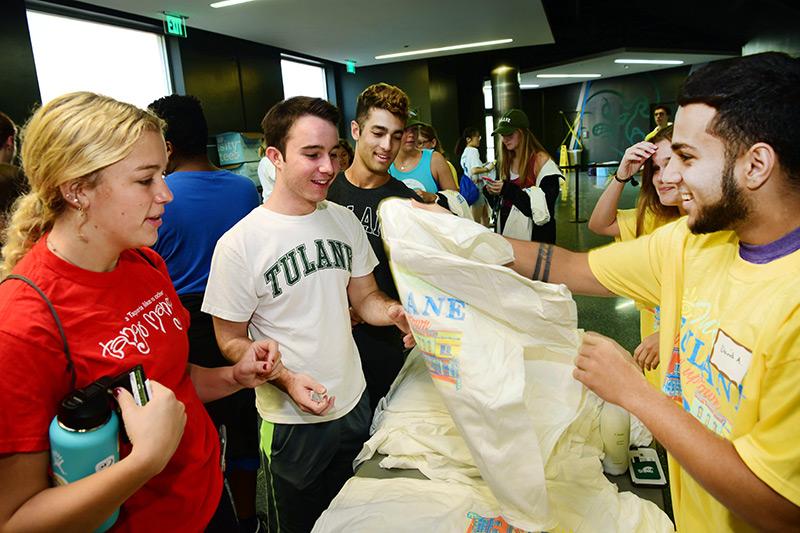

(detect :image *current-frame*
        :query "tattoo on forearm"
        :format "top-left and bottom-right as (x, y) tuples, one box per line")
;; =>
(533, 244), (545, 280)
(532, 243), (554, 282)
(542, 244), (554, 282)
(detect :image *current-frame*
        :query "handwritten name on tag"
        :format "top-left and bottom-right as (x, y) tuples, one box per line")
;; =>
(710, 329), (753, 385)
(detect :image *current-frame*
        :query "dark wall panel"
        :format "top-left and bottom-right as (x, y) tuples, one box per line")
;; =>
(454, 70), (487, 159)
(339, 61), (431, 133)
(179, 28), (284, 134)
(428, 59), (460, 161)
(237, 45), (284, 131)
(523, 83), (582, 160)
(0, 0), (41, 125)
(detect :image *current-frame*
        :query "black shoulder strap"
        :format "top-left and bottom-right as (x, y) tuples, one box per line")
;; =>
(2, 275), (77, 390)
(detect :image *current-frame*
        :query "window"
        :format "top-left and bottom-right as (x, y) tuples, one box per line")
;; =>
(483, 82), (493, 110)
(483, 82), (495, 162)
(484, 115), (496, 163)
(26, 10), (171, 108)
(281, 58), (328, 100)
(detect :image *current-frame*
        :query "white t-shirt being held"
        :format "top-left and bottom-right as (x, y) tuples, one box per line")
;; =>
(202, 201), (378, 424)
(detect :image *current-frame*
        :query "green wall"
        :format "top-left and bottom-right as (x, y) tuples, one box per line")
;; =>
(523, 67), (690, 164)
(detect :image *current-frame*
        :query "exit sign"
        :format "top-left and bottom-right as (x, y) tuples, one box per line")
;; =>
(163, 13), (187, 38)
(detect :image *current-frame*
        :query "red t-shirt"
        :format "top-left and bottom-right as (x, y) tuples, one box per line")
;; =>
(0, 239), (222, 532)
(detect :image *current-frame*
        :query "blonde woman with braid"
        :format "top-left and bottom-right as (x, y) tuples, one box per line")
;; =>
(0, 92), (322, 532)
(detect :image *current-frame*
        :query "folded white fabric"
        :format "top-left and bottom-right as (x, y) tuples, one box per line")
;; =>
(350, 351), (674, 532)
(379, 199), (588, 530)
(346, 199), (675, 532)
(314, 475), (673, 533)
(313, 477), (520, 533)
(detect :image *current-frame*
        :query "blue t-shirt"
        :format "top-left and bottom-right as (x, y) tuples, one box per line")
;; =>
(153, 170), (260, 295)
(389, 149), (438, 193)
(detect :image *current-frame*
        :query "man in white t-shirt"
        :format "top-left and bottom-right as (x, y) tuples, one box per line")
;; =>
(202, 96), (413, 532)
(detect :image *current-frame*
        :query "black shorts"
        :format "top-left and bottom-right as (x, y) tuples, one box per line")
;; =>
(261, 391), (371, 533)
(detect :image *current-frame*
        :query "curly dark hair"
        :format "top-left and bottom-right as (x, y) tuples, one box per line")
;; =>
(355, 83), (409, 127)
(148, 94), (208, 157)
(678, 52), (800, 187)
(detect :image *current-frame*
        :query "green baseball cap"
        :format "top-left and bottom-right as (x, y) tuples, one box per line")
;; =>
(492, 108), (529, 136)
(404, 108), (427, 130)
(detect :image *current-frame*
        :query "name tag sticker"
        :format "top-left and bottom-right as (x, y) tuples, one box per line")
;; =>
(710, 329), (753, 385)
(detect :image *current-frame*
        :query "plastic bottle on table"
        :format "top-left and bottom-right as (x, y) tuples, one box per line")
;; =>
(600, 401), (630, 475)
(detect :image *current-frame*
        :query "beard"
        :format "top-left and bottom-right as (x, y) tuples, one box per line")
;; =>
(688, 154), (751, 234)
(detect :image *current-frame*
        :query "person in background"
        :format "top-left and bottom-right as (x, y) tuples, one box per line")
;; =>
(0, 112), (25, 237)
(497, 52), (800, 532)
(455, 126), (495, 225)
(334, 138), (354, 171)
(328, 83), (425, 412)
(389, 119), (457, 193)
(416, 122), (460, 191)
(0, 92), (285, 532)
(486, 109), (562, 243)
(645, 104), (672, 141)
(587, 126), (683, 386)
(0, 164), (27, 238)
(0, 112), (17, 166)
(148, 94), (263, 532)
(203, 96), (414, 533)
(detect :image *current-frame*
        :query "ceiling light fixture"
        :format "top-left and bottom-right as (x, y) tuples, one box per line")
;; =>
(520, 84), (540, 89)
(536, 74), (601, 78)
(614, 59), (684, 65)
(375, 39), (513, 60)
(210, 0), (258, 8)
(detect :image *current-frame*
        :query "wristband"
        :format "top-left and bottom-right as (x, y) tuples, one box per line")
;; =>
(614, 173), (632, 184)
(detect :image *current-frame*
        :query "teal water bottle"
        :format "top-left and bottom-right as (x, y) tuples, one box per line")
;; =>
(49, 380), (120, 532)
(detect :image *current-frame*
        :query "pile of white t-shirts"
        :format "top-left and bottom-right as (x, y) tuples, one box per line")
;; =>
(313, 199), (673, 532)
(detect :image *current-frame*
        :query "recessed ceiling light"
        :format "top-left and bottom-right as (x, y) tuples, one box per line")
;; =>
(520, 84), (540, 89)
(614, 59), (684, 65)
(536, 74), (601, 78)
(375, 39), (513, 60)
(210, 0), (257, 8)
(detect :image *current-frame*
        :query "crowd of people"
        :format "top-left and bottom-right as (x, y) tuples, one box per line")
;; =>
(0, 51), (798, 533)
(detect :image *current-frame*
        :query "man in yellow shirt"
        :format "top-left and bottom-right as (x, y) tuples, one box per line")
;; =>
(503, 52), (800, 531)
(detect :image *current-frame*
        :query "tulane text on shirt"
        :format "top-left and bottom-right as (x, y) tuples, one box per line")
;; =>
(264, 239), (353, 297)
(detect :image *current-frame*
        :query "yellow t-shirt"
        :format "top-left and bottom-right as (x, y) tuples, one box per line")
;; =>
(616, 208), (668, 388)
(615, 207), (664, 241)
(446, 160), (459, 192)
(589, 218), (800, 532)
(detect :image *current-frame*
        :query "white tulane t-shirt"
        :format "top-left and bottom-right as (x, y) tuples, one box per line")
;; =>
(202, 201), (378, 424)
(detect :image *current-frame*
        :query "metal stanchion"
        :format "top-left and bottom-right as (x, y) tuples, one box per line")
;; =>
(561, 162), (632, 224)
(569, 164), (586, 223)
